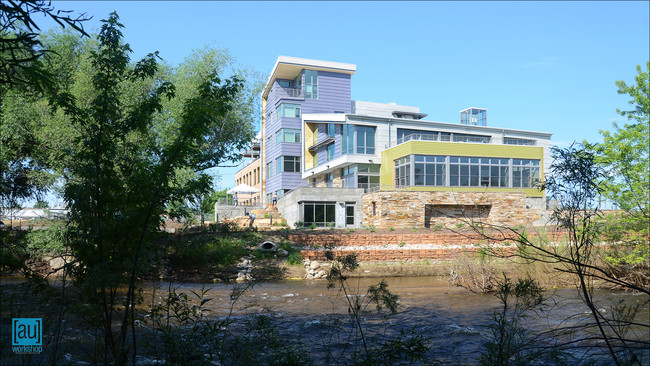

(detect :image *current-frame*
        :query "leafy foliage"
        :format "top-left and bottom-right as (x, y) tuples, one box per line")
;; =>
(35, 12), (257, 363)
(590, 62), (649, 268)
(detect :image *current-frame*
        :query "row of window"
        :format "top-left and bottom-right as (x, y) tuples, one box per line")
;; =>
(395, 155), (541, 189)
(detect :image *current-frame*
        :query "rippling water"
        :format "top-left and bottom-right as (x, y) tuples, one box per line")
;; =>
(139, 277), (649, 364)
(2, 276), (647, 364)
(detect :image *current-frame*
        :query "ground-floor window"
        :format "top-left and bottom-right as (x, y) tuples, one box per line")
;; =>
(302, 201), (335, 227)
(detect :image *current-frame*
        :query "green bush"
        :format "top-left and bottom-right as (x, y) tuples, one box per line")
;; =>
(286, 252), (303, 266)
(168, 237), (248, 267)
(25, 221), (67, 256)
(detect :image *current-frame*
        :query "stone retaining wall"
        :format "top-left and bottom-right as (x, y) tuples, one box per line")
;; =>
(362, 191), (542, 229)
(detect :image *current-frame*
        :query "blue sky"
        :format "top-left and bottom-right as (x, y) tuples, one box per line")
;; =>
(43, 1), (649, 192)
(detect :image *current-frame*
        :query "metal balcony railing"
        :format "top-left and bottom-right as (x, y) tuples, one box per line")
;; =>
(385, 133), (443, 148)
(275, 87), (303, 99)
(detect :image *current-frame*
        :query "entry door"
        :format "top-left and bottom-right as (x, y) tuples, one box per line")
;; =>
(345, 203), (355, 227)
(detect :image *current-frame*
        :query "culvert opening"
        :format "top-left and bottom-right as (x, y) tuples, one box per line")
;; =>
(259, 241), (277, 252)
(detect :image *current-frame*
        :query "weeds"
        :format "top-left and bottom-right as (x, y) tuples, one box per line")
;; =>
(324, 252), (431, 364)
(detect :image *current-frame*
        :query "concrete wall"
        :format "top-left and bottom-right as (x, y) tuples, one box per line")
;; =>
(277, 187), (364, 228)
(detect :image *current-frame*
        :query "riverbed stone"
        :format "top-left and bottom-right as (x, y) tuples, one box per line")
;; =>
(277, 249), (289, 257)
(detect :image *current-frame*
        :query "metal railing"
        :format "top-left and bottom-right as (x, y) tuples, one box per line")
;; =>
(386, 133), (444, 148)
(275, 86), (303, 99)
(216, 197), (262, 208)
(385, 133), (492, 149)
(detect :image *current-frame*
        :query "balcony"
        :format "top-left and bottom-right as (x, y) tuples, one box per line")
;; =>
(273, 85), (304, 100)
(386, 133), (491, 148)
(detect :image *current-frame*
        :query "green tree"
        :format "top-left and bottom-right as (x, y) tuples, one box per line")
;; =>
(0, 0), (89, 90)
(591, 62), (649, 267)
(50, 12), (254, 363)
(594, 62), (649, 215)
(1, 2), (89, 214)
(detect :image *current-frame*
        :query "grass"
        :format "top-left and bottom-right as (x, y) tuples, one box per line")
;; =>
(167, 235), (249, 267)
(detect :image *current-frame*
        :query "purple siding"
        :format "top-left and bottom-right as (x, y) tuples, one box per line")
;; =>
(301, 72), (351, 114)
(265, 69), (352, 194)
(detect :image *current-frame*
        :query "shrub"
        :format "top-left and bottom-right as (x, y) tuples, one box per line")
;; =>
(168, 236), (248, 267)
(286, 252), (303, 266)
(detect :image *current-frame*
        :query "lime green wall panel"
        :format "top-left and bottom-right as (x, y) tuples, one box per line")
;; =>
(379, 141), (545, 197)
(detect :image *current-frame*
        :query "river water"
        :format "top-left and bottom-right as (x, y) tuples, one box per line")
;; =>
(139, 277), (649, 364)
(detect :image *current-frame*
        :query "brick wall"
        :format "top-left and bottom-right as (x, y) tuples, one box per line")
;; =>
(300, 247), (519, 262)
(290, 230), (566, 262)
(288, 231), (565, 248)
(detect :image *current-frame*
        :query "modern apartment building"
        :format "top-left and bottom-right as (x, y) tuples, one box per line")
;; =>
(240, 56), (552, 229)
(260, 57), (356, 204)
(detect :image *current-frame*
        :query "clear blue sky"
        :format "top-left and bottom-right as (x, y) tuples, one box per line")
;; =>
(43, 1), (649, 193)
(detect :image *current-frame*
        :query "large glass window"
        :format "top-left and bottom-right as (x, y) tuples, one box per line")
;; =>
(304, 70), (318, 99)
(327, 123), (336, 138)
(449, 157), (508, 187)
(276, 128), (301, 144)
(414, 155), (446, 186)
(395, 156), (411, 187)
(303, 201), (335, 227)
(512, 159), (540, 188)
(342, 124), (354, 155)
(343, 125), (376, 155)
(276, 103), (301, 118)
(395, 155), (539, 189)
(342, 165), (356, 188)
(355, 126), (375, 154)
(327, 143), (335, 161)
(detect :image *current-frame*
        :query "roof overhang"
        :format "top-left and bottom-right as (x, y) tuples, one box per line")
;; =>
(262, 56), (356, 98)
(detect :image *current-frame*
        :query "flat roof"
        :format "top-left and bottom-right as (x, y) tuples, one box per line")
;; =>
(262, 56), (356, 98)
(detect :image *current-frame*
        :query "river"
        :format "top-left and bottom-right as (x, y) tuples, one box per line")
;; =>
(138, 277), (649, 364)
(2, 276), (648, 364)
